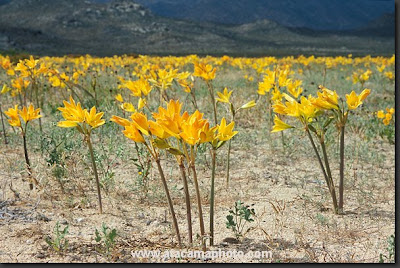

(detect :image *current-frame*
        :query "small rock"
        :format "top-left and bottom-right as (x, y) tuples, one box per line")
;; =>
(137, 212), (145, 219)
(26, 239), (33, 245)
(36, 252), (46, 259)
(220, 241), (229, 247)
(76, 218), (84, 223)
(222, 237), (240, 244)
(145, 219), (153, 226)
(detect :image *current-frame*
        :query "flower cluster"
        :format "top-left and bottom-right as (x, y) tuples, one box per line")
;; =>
(57, 96), (105, 133)
(377, 107), (395, 125)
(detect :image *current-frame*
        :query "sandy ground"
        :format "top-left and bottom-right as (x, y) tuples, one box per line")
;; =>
(0, 129), (395, 263)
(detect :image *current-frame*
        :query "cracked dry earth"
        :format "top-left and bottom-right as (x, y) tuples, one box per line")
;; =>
(0, 129), (395, 263)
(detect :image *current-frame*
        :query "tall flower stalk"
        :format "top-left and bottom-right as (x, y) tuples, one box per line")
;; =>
(111, 108), (183, 248)
(207, 118), (238, 245)
(5, 104), (41, 190)
(215, 87), (256, 186)
(0, 102), (8, 144)
(57, 96), (105, 214)
(193, 62), (218, 125)
(271, 86), (370, 214)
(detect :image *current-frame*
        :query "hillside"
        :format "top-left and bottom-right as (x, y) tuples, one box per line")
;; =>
(131, 0), (394, 30)
(0, 0), (394, 56)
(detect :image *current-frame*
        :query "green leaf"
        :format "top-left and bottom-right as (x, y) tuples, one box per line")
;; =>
(109, 229), (117, 242)
(95, 229), (101, 242)
(152, 138), (171, 149)
(216, 140), (226, 149)
(323, 117), (334, 130)
(308, 124), (317, 133)
(166, 147), (184, 155)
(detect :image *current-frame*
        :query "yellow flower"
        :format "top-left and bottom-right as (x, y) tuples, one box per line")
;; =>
(346, 91), (361, 110)
(57, 120), (79, 128)
(84, 107), (105, 129)
(121, 102), (136, 113)
(346, 89), (370, 110)
(271, 115), (294, 133)
(384, 71), (394, 80)
(359, 88), (371, 101)
(1, 84), (11, 94)
(216, 87), (232, 103)
(299, 96), (318, 122)
(239, 100), (256, 110)
(58, 96), (85, 123)
(138, 98), (146, 110)
(377, 65), (386, 72)
(11, 78), (30, 91)
(57, 96), (104, 131)
(287, 80), (303, 98)
(149, 120), (171, 139)
(179, 111), (208, 145)
(130, 112), (150, 136)
(271, 88), (283, 102)
(200, 122), (217, 144)
(193, 62), (216, 81)
(272, 100), (287, 115)
(383, 113), (392, 125)
(178, 79), (193, 93)
(319, 86), (339, 107)
(376, 110), (385, 119)
(4, 105), (21, 127)
(310, 89), (339, 110)
(257, 72), (275, 95)
(25, 56), (38, 69)
(122, 124), (145, 143)
(18, 104), (42, 123)
(110, 115), (131, 127)
(216, 117), (238, 141)
(115, 94), (124, 102)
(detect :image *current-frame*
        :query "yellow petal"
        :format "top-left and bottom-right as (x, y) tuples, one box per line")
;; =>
(57, 121), (78, 128)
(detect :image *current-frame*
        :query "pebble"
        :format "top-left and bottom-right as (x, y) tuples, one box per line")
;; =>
(26, 239), (33, 245)
(36, 252), (46, 259)
(146, 219), (153, 226)
(76, 218), (84, 223)
(137, 212), (145, 219)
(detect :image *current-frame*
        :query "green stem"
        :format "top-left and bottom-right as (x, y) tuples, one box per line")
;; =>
(339, 125), (345, 214)
(190, 90), (199, 111)
(226, 139), (232, 187)
(33, 80), (43, 133)
(267, 91), (272, 131)
(178, 159), (193, 246)
(190, 146), (206, 251)
(22, 132), (34, 190)
(305, 129), (338, 213)
(86, 135), (103, 214)
(320, 137), (339, 214)
(155, 158), (182, 248)
(206, 81), (218, 125)
(210, 148), (216, 246)
(0, 103), (8, 144)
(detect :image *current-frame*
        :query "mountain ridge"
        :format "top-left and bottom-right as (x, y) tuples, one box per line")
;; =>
(0, 0), (394, 56)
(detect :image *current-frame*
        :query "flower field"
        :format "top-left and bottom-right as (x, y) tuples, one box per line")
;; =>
(0, 54), (395, 263)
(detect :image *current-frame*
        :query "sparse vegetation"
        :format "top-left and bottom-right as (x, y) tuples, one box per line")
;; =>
(0, 53), (394, 263)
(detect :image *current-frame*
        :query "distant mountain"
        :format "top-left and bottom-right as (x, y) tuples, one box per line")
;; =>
(130, 0), (394, 30)
(353, 12), (395, 37)
(0, 0), (394, 56)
